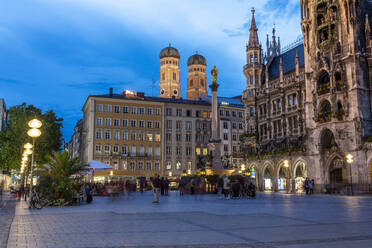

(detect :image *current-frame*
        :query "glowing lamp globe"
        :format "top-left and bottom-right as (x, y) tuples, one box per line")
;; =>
(28, 119), (42, 129)
(22, 156), (28, 161)
(25, 149), (33, 155)
(24, 143), (33, 149)
(27, 128), (41, 138)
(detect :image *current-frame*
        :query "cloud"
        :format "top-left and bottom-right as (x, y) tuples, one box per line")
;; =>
(0, 0), (304, 140)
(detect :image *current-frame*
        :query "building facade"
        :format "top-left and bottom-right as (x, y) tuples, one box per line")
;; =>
(65, 119), (84, 161)
(241, 2), (372, 193)
(163, 100), (211, 177)
(82, 90), (164, 181)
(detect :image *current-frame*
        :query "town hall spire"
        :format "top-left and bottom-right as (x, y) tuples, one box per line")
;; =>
(248, 8), (260, 48)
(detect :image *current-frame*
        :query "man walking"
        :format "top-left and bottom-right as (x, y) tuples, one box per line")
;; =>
(151, 175), (161, 204)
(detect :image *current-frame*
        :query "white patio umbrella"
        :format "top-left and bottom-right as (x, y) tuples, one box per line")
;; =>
(86, 160), (114, 182)
(87, 160), (114, 171)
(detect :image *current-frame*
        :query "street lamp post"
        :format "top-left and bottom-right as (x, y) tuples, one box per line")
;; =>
(27, 119), (42, 208)
(346, 153), (354, 196)
(283, 160), (290, 193)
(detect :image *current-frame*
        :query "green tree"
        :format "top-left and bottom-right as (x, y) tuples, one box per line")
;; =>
(0, 103), (63, 172)
(37, 151), (88, 201)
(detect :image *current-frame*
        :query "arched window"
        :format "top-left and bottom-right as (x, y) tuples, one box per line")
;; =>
(320, 128), (337, 153)
(190, 79), (193, 87)
(173, 72), (176, 80)
(200, 79), (204, 87)
(335, 71), (343, 90)
(336, 101), (344, 120)
(318, 100), (332, 122)
(317, 70), (330, 95)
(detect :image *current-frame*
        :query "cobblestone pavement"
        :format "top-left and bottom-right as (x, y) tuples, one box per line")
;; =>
(7, 192), (372, 248)
(0, 193), (16, 248)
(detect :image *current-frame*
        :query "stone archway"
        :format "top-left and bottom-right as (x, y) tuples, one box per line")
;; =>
(263, 164), (274, 191)
(329, 156), (347, 184)
(294, 161), (307, 193)
(277, 162), (291, 191)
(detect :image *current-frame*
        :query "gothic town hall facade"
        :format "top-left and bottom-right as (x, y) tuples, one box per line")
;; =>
(241, 0), (372, 193)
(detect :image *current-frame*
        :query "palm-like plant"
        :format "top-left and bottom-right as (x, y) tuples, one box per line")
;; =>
(36, 151), (88, 203)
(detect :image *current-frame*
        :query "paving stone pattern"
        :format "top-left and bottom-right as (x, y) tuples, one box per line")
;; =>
(7, 192), (372, 247)
(0, 193), (16, 248)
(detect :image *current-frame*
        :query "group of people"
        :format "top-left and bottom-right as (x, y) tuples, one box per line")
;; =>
(304, 178), (315, 195)
(217, 175), (256, 200)
(150, 174), (256, 204)
(150, 175), (170, 204)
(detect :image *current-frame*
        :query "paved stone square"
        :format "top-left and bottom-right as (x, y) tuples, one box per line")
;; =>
(5, 192), (372, 247)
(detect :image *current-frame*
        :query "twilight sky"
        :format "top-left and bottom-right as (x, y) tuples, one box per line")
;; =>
(0, 0), (302, 141)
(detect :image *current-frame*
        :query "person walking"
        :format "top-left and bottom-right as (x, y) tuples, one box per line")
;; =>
(179, 177), (186, 196)
(85, 184), (93, 203)
(164, 177), (170, 196)
(217, 176), (224, 199)
(151, 175), (161, 204)
(139, 177), (145, 194)
(160, 177), (165, 196)
(223, 175), (230, 200)
(310, 179), (315, 194)
(309, 179), (314, 195)
(304, 178), (310, 195)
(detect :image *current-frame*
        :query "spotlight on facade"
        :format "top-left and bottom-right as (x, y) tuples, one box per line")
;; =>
(346, 154), (353, 164)
(284, 160), (289, 168)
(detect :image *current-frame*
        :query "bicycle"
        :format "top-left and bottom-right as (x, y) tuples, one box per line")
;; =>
(29, 188), (42, 209)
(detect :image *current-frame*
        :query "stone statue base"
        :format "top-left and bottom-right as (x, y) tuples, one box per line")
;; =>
(208, 140), (223, 170)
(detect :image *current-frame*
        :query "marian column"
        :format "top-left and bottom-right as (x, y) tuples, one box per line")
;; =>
(209, 66), (222, 169)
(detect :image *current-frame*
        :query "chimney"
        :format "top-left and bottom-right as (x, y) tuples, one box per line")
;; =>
(109, 88), (113, 96)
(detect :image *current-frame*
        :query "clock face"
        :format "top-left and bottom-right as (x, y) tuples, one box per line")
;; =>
(173, 89), (178, 95)
(160, 89), (165, 95)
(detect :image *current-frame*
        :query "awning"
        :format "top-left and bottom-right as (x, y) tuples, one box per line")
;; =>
(87, 160), (114, 171)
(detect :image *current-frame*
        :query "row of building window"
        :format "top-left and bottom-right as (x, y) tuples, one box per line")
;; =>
(219, 109), (244, 118)
(189, 79), (204, 87)
(161, 72), (178, 81)
(165, 146), (195, 156)
(166, 133), (210, 143)
(166, 120), (210, 130)
(96, 144), (161, 157)
(97, 118), (161, 129)
(223, 145), (239, 152)
(96, 104), (161, 115)
(223, 133), (241, 142)
(258, 116), (299, 138)
(109, 160), (161, 171)
(222, 122), (244, 129)
(188, 67), (206, 73)
(166, 108), (211, 118)
(166, 161), (192, 170)
(161, 60), (178, 66)
(96, 130), (161, 142)
(258, 94), (298, 117)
